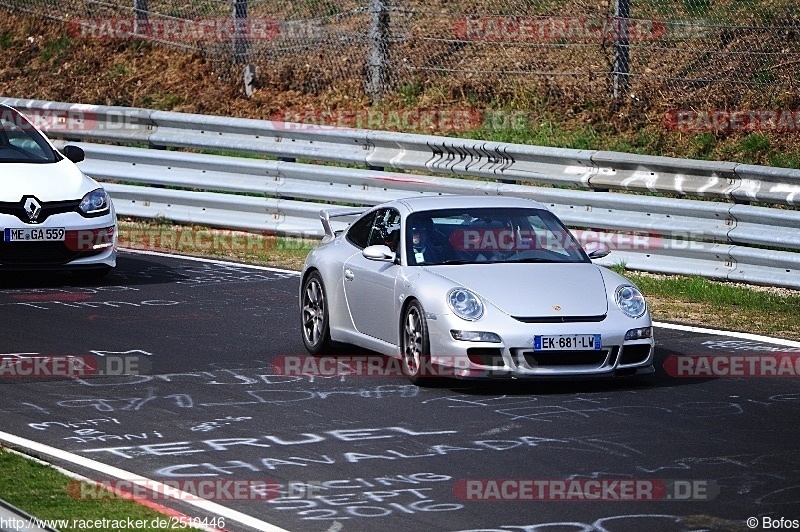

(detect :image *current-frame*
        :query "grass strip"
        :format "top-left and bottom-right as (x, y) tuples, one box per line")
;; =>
(0, 448), (202, 531)
(624, 272), (800, 340)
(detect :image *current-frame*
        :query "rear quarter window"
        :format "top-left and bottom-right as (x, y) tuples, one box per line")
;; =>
(346, 211), (378, 249)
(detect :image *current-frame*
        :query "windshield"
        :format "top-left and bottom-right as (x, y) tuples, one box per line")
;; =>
(0, 108), (59, 164)
(406, 207), (590, 266)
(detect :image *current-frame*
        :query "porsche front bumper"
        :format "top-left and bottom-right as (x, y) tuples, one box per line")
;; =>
(425, 309), (654, 379)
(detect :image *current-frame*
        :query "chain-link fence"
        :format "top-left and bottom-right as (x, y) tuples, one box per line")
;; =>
(2, 0), (798, 110)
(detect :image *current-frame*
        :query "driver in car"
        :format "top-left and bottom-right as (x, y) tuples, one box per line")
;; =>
(411, 222), (441, 264)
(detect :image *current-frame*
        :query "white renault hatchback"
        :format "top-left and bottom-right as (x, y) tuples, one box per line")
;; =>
(0, 104), (116, 277)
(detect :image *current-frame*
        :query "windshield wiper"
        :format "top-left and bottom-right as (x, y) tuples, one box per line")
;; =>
(435, 259), (511, 265)
(430, 257), (563, 266)
(508, 257), (559, 263)
(435, 259), (477, 265)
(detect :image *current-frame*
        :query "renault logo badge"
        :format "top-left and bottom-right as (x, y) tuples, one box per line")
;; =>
(23, 197), (42, 222)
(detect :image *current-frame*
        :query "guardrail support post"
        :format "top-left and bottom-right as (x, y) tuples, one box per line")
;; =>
(367, 0), (390, 104)
(133, 0), (149, 36)
(612, 0), (630, 101)
(232, 0), (248, 65)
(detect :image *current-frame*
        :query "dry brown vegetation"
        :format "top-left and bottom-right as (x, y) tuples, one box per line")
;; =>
(1, 6), (799, 166)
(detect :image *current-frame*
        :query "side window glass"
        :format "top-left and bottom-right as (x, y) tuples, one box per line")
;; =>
(346, 211), (378, 249)
(368, 209), (401, 252)
(2, 119), (48, 160)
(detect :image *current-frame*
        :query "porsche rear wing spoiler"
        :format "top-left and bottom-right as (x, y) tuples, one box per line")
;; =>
(320, 208), (366, 241)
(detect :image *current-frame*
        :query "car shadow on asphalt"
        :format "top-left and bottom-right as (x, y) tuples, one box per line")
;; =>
(0, 255), (201, 290)
(312, 344), (716, 396)
(443, 345), (715, 397)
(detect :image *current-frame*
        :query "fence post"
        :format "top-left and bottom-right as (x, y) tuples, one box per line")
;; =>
(612, 0), (630, 100)
(367, 0), (389, 104)
(133, 0), (148, 36)
(233, 0), (248, 65)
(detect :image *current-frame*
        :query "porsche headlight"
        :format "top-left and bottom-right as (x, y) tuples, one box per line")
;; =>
(447, 288), (484, 321)
(79, 188), (110, 216)
(615, 285), (647, 318)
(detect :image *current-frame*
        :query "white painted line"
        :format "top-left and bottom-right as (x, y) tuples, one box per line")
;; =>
(120, 249), (300, 275)
(654, 321), (800, 349)
(0, 431), (289, 532)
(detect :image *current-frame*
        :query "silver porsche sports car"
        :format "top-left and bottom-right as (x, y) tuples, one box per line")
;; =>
(300, 196), (654, 384)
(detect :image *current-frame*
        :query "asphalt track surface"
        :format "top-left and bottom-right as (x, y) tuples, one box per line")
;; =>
(1, 251), (799, 532)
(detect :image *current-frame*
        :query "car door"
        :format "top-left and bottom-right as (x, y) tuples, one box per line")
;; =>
(343, 208), (402, 344)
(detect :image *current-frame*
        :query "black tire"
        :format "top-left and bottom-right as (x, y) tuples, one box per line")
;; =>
(400, 300), (439, 386)
(301, 271), (333, 355)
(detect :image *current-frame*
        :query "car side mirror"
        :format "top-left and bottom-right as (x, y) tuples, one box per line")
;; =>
(63, 145), (85, 163)
(588, 248), (611, 259)
(363, 245), (396, 262)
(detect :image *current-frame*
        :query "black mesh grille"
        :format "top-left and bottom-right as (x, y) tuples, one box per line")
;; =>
(0, 198), (81, 224)
(522, 350), (608, 367)
(619, 345), (651, 365)
(512, 314), (606, 324)
(467, 347), (505, 367)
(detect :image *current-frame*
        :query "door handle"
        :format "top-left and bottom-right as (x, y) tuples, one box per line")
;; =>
(344, 269), (354, 281)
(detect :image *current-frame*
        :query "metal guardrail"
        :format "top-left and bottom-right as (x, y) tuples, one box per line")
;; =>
(2, 97), (799, 288)
(5, 97), (800, 204)
(0, 497), (60, 532)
